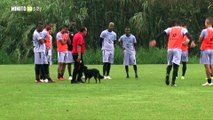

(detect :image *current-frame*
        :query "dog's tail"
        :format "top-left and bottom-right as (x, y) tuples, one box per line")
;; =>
(98, 72), (104, 79)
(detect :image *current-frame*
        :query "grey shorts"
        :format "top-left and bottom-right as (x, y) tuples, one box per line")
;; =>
(67, 51), (74, 63)
(167, 49), (182, 65)
(58, 52), (69, 63)
(123, 51), (136, 65)
(181, 51), (188, 62)
(34, 52), (48, 64)
(200, 50), (213, 64)
(102, 50), (114, 63)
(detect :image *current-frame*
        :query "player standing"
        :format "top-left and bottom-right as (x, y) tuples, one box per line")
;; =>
(33, 22), (47, 83)
(100, 22), (117, 80)
(56, 25), (70, 80)
(119, 27), (138, 79)
(199, 17), (213, 86)
(151, 19), (194, 86)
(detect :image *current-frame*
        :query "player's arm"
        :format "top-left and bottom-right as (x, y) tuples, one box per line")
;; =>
(183, 30), (196, 48)
(37, 34), (45, 44)
(119, 37), (124, 50)
(77, 45), (82, 62)
(100, 37), (103, 48)
(199, 30), (206, 43)
(57, 34), (67, 45)
(150, 31), (167, 47)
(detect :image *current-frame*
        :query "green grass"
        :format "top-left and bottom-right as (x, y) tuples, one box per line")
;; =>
(1, 64), (213, 120)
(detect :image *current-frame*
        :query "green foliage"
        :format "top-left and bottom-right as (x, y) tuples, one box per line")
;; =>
(0, 0), (212, 64)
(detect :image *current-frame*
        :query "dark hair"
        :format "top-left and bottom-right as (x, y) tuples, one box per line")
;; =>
(71, 19), (76, 22)
(36, 21), (43, 27)
(125, 26), (131, 29)
(60, 25), (68, 30)
(80, 27), (87, 32)
(174, 19), (182, 26)
(206, 17), (213, 25)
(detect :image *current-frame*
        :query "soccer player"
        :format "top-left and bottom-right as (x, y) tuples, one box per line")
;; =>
(119, 27), (138, 79)
(33, 22), (48, 83)
(56, 25), (70, 81)
(71, 27), (87, 84)
(41, 23), (55, 83)
(67, 20), (77, 80)
(180, 35), (189, 80)
(199, 17), (213, 86)
(151, 19), (193, 86)
(100, 22), (117, 80)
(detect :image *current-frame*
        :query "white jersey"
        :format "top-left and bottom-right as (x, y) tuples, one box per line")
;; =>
(119, 34), (136, 53)
(33, 30), (45, 53)
(100, 29), (117, 51)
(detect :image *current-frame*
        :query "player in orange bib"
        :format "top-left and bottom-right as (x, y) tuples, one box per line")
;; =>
(150, 19), (194, 87)
(199, 17), (213, 86)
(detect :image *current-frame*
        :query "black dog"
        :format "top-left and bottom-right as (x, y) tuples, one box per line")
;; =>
(82, 66), (104, 83)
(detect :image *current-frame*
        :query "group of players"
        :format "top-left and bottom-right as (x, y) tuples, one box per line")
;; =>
(33, 17), (213, 87)
(32, 20), (138, 84)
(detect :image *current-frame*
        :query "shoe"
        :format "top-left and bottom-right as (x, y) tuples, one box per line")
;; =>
(44, 79), (48, 83)
(104, 76), (107, 80)
(106, 76), (112, 80)
(171, 84), (177, 87)
(68, 76), (72, 81)
(181, 76), (185, 80)
(71, 80), (78, 84)
(40, 79), (44, 83)
(209, 83), (213, 86)
(165, 76), (170, 85)
(35, 80), (43, 83)
(82, 75), (85, 79)
(135, 75), (138, 80)
(202, 82), (210, 86)
(58, 78), (65, 81)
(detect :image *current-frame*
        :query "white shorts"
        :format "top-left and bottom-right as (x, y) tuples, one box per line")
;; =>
(58, 52), (69, 63)
(181, 51), (188, 62)
(67, 51), (74, 63)
(200, 50), (213, 64)
(34, 52), (48, 64)
(45, 48), (52, 64)
(123, 51), (136, 65)
(102, 50), (114, 63)
(167, 49), (182, 65)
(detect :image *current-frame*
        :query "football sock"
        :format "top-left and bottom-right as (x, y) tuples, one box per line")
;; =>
(182, 62), (187, 76)
(103, 63), (107, 76)
(35, 64), (40, 80)
(133, 65), (138, 76)
(125, 66), (129, 77)
(107, 63), (111, 76)
(172, 64), (179, 85)
(208, 78), (212, 84)
(166, 65), (172, 76)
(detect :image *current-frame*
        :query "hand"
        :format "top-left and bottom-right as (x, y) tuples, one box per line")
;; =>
(77, 56), (81, 62)
(190, 41), (196, 48)
(149, 40), (156, 47)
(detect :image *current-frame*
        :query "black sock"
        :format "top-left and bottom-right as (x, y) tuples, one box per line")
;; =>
(172, 64), (179, 85)
(182, 62), (187, 76)
(133, 65), (138, 76)
(35, 64), (40, 80)
(58, 73), (61, 78)
(103, 63), (107, 76)
(166, 65), (172, 76)
(208, 78), (212, 84)
(107, 63), (111, 76)
(125, 66), (129, 77)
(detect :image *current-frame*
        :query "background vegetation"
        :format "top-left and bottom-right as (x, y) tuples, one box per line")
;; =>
(0, 0), (212, 64)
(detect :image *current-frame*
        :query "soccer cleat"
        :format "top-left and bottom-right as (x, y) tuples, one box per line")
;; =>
(181, 76), (185, 80)
(202, 82), (210, 86)
(165, 76), (170, 85)
(106, 76), (112, 80)
(44, 79), (48, 83)
(40, 79), (44, 83)
(68, 76), (72, 81)
(209, 83), (213, 86)
(58, 78), (65, 81)
(35, 80), (43, 83)
(104, 76), (107, 80)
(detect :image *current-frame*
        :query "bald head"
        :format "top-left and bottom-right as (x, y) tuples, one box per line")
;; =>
(108, 22), (114, 32)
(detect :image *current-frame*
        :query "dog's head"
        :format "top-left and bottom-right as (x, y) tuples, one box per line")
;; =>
(82, 65), (88, 72)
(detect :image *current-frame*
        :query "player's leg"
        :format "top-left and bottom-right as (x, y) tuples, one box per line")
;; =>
(106, 51), (114, 79)
(57, 52), (64, 80)
(204, 64), (212, 85)
(102, 50), (110, 79)
(182, 62), (187, 77)
(171, 49), (181, 86)
(165, 50), (173, 85)
(181, 52), (188, 79)
(124, 51), (130, 78)
(67, 51), (74, 80)
(71, 54), (79, 84)
(77, 56), (84, 83)
(130, 52), (138, 79)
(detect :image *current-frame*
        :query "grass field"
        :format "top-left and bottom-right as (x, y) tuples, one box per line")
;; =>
(1, 64), (213, 120)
